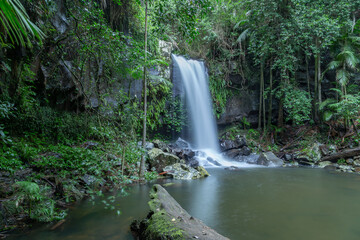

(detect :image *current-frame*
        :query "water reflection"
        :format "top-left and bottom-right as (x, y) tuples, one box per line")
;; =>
(8, 168), (360, 240)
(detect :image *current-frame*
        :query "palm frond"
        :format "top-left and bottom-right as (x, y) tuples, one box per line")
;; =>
(0, 0), (45, 46)
(236, 28), (249, 43)
(336, 69), (349, 87)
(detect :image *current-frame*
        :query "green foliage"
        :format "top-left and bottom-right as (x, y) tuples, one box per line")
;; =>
(0, 0), (45, 47)
(337, 158), (346, 165)
(144, 171), (158, 181)
(320, 93), (360, 122)
(279, 85), (312, 125)
(0, 100), (15, 145)
(162, 96), (187, 134)
(13, 181), (66, 222)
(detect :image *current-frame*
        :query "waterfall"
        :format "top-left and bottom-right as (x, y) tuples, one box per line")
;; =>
(172, 54), (257, 168)
(172, 55), (219, 151)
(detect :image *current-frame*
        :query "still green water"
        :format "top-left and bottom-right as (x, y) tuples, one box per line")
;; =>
(9, 168), (360, 240)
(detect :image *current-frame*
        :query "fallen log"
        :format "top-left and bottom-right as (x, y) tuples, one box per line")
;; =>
(131, 184), (229, 240)
(321, 147), (360, 162)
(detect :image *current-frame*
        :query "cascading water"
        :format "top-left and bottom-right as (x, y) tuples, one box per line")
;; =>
(172, 55), (253, 167)
(172, 55), (219, 151)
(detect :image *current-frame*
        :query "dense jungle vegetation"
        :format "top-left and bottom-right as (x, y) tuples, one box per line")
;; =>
(0, 0), (360, 233)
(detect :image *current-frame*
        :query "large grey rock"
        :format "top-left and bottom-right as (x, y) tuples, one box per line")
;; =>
(170, 137), (190, 149)
(219, 135), (247, 152)
(163, 163), (209, 180)
(256, 152), (284, 167)
(225, 146), (251, 159)
(148, 148), (180, 172)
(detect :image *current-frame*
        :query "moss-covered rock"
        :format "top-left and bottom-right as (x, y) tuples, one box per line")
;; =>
(131, 184), (229, 240)
(163, 163), (209, 180)
(148, 148), (181, 172)
(195, 166), (210, 178)
(296, 143), (322, 164)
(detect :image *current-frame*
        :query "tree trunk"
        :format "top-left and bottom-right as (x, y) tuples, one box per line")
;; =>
(267, 66), (273, 128)
(321, 147), (360, 162)
(262, 62), (266, 130)
(258, 60), (264, 129)
(139, 0), (148, 179)
(306, 55), (310, 94)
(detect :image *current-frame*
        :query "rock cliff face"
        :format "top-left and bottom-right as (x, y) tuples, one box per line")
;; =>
(131, 184), (229, 240)
(217, 90), (259, 126)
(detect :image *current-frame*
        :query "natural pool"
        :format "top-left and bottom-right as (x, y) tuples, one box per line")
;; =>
(9, 167), (360, 240)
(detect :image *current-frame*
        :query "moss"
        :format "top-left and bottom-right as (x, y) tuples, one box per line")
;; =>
(141, 186), (184, 239)
(145, 210), (184, 240)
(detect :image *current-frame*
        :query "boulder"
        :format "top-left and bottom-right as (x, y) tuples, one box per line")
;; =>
(153, 139), (168, 151)
(138, 141), (155, 150)
(354, 160), (360, 167)
(187, 159), (200, 168)
(318, 161), (333, 169)
(219, 135), (247, 152)
(324, 165), (338, 171)
(131, 184), (229, 240)
(295, 143), (322, 163)
(148, 148), (180, 172)
(224, 166), (241, 171)
(337, 165), (354, 173)
(169, 137), (190, 149)
(163, 163), (209, 180)
(224, 146), (251, 159)
(207, 157), (221, 166)
(195, 166), (210, 178)
(256, 152), (284, 167)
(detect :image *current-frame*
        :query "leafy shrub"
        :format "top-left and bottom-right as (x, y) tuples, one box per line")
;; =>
(13, 181), (66, 222)
(280, 85), (312, 125)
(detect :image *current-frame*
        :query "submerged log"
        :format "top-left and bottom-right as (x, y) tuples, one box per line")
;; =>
(131, 184), (229, 240)
(321, 147), (360, 162)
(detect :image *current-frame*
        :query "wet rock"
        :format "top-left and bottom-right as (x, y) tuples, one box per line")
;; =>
(224, 166), (241, 171)
(318, 161), (333, 169)
(338, 165), (354, 173)
(256, 152), (284, 167)
(207, 157), (221, 166)
(225, 146), (251, 159)
(169, 137), (190, 149)
(187, 159), (200, 168)
(354, 160), (360, 167)
(175, 149), (196, 161)
(354, 167), (360, 173)
(226, 149), (242, 158)
(163, 163), (208, 180)
(195, 166), (210, 177)
(241, 146), (251, 156)
(324, 165), (338, 171)
(148, 148), (180, 173)
(219, 136), (247, 152)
